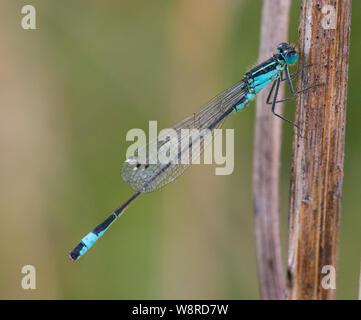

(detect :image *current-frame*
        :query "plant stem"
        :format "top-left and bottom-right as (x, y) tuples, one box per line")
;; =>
(253, 0), (291, 300)
(287, 0), (351, 300)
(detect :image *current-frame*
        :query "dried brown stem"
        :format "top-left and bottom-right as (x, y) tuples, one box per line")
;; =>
(287, 0), (351, 300)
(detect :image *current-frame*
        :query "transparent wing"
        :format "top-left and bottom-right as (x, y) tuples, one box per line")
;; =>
(120, 79), (247, 193)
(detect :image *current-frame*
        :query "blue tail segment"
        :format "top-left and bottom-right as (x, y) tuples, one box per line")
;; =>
(70, 190), (142, 261)
(69, 212), (118, 261)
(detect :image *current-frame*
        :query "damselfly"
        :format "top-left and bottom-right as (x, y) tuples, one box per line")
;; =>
(70, 42), (316, 261)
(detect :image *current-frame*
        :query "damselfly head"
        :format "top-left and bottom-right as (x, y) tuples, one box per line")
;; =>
(277, 42), (298, 65)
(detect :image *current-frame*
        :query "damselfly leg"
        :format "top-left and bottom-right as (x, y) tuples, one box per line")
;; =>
(283, 65), (319, 96)
(269, 78), (297, 127)
(266, 65), (319, 126)
(281, 63), (313, 81)
(267, 65), (317, 105)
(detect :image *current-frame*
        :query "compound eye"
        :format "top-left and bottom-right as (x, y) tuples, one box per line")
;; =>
(277, 42), (288, 52)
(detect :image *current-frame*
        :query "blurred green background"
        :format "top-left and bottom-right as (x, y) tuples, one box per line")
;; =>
(0, 0), (360, 299)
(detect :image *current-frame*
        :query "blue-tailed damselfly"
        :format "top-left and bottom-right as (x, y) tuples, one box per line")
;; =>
(70, 42), (316, 261)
